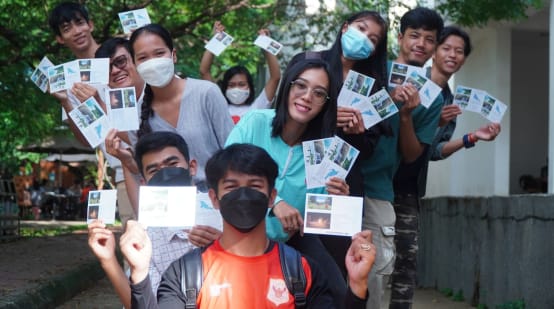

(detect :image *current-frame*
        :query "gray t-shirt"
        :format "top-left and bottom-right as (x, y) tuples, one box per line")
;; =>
(129, 78), (234, 185)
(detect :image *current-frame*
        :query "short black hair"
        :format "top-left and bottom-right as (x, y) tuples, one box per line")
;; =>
(134, 131), (190, 176)
(272, 58), (337, 141)
(48, 2), (91, 36)
(219, 65), (256, 105)
(400, 7), (444, 38)
(95, 37), (131, 59)
(438, 26), (472, 57)
(205, 144), (278, 194)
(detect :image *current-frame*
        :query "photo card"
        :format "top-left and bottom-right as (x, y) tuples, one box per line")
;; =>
(387, 62), (441, 108)
(77, 58), (109, 85)
(304, 136), (360, 189)
(453, 85), (486, 113)
(453, 85), (507, 122)
(338, 71), (400, 129)
(302, 137), (334, 189)
(138, 186), (197, 228)
(118, 8), (151, 34)
(253, 35), (283, 55)
(105, 87), (139, 131)
(68, 96), (111, 147)
(195, 192), (223, 231)
(205, 31), (234, 56)
(303, 193), (363, 236)
(481, 93), (507, 123)
(48, 61), (80, 93)
(47, 58), (109, 92)
(86, 189), (117, 224)
(30, 56), (54, 92)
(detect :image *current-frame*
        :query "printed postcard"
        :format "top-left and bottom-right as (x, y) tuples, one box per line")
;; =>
(388, 62), (440, 108)
(253, 35), (283, 55)
(30, 56), (54, 92)
(86, 189), (117, 224)
(138, 186), (197, 228)
(303, 193), (363, 236)
(302, 137), (334, 189)
(105, 87), (139, 131)
(68, 96), (111, 147)
(118, 8), (151, 34)
(481, 93), (507, 123)
(205, 31), (234, 56)
(306, 136), (360, 189)
(48, 61), (80, 93)
(454, 85), (486, 113)
(453, 86), (507, 122)
(195, 192), (223, 231)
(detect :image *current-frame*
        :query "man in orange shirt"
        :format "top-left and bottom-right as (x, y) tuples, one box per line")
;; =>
(122, 143), (376, 308)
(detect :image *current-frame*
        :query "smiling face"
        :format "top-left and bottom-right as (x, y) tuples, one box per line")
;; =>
(108, 46), (141, 89)
(341, 16), (384, 51)
(433, 34), (466, 76)
(397, 27), (438, 66)
(286, 68), (329, 127)
(55, 15), (95, 56)
(132, 32), (175, 65)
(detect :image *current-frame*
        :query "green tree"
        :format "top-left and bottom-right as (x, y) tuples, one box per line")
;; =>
(0, 0), (545, 175)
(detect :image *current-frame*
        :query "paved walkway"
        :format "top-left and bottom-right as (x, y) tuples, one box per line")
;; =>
(0, 220), (473, 308)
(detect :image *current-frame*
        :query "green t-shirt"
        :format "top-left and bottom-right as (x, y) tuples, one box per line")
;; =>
(360, 61), (444, 202)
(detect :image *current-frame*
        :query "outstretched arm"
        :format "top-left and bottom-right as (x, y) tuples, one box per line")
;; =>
(88, 220), (131, 309)
(439, 122), (501, 158)
(259, 29), (281, 102)
(199, 21), (225, 82)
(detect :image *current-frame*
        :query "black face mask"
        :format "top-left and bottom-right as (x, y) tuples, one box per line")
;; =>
(147, 167), (192, 186)
(219, 187), (269, 233)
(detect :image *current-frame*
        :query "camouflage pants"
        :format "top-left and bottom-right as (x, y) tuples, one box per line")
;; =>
(389, 194), (419, 309)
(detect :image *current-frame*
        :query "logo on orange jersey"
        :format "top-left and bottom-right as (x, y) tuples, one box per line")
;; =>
(267, 278), (289, 306)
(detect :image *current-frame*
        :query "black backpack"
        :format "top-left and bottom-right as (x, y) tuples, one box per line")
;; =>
(179, 242), (307, 309)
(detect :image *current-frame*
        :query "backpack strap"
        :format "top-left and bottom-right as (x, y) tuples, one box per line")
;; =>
(278, 242), (307, 309)
(180, 247), (204, 309)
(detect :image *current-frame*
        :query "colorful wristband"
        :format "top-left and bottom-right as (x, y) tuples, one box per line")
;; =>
(463, 134), (475, 148)
(469, 133), (478, 144)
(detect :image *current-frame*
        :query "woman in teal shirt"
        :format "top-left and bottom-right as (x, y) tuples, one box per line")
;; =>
(225, 58), (350, 305)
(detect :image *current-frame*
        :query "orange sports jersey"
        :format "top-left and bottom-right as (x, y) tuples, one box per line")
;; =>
(197, 240), (313, 308)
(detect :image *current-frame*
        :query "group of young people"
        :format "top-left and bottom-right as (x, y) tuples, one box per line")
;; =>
(45, 2), (502, 308)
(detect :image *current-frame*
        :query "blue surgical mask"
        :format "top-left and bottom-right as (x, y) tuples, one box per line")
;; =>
(341, 26), (374, 60)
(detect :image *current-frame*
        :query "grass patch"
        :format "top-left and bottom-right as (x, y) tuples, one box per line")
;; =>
(20, 224), (88, 237)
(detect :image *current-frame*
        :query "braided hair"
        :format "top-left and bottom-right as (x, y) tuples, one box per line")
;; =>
(129, 24), (175, 138)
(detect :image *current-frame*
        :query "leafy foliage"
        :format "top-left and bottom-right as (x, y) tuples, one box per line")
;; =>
(436, 0), (545, 27)
(0, 0), (544, 175)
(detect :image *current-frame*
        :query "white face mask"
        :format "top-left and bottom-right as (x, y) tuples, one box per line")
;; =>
(225, 87), (250, 105)
(136, 57), (174, 88)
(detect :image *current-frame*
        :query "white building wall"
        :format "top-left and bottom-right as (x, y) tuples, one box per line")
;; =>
(426, 27), (512, 197)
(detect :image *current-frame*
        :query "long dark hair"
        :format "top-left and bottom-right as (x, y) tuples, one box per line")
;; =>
(129, 24), (175, 138)
(271, 59), (337, 142)
(219, 65), (255, 105)
(325, 11), (388, 95)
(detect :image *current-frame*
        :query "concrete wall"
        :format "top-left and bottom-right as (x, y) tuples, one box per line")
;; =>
(426, 27), (512, 197)
(417, 195), (554, 308)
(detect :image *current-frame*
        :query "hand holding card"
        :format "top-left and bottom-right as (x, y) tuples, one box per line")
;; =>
(205, 31), (234, 56)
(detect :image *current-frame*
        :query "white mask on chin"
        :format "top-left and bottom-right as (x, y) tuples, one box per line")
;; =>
(136, 57), (174, 88)
(225, 87), (250, 105)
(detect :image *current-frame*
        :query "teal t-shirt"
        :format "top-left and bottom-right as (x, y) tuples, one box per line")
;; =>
(225, 109), (325, 241)
(360, 61), (444, 202)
